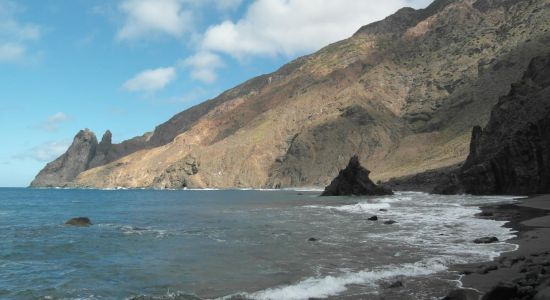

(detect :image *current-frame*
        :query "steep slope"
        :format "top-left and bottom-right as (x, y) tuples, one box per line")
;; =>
(34, 0), (550, 189)
(434, 54), (550, 195)
(30, 129), (154, 187)
(31, 129), (98, 187)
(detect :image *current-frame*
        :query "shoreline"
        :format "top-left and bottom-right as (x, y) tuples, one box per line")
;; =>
(446, 194), (550, 299)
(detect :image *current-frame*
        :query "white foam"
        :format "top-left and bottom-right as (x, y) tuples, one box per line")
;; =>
(332, 202), (392, 212)
(230, 257), (450, 300)
(283, 187), (325, 192)
(293, 191), (520, 299)
(98, 224), (170, 239)
(119, 225), (169, 238)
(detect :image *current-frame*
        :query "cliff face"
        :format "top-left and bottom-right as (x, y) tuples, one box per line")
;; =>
(453, 55), (550, 195)
(32, 0), (550, 189)
(31, 129), (98, 187)
(30, 129), (154, 187)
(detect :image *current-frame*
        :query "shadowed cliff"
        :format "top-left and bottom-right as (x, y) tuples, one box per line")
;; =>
(433, 54), (550, 195)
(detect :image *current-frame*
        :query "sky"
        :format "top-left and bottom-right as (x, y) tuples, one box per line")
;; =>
(0, 0), (433, 187)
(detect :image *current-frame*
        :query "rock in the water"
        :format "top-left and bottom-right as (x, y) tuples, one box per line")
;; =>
(65, 217), (92, 226)
(379, 209), (388, 212)
(474, 237), (499, 244)
(321, 156), (393, 196)
(308, 237), (319, 242)
(384, 220), (397, 225)
(478, 264), (499, 274)
(368, 215), (378, 221)
(386, 280), (403, 289)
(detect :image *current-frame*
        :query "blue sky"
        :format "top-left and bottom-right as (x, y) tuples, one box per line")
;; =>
(0, 0), (432, 187)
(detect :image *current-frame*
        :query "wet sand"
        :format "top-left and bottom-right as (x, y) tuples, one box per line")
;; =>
(447, 194), (550, 300)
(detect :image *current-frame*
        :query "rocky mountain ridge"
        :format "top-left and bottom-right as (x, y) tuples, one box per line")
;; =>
(433, 54), (550, 195)
(32, 0), (550, 189)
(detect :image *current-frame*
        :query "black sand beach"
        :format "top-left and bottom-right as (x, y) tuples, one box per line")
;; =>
(447, 195), (550, 300)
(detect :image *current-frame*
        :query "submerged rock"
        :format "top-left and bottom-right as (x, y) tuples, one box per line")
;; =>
(384, 220), (398, 225)
(65, 217), (92, 226)
(308, 237), (319, 242)
(474, 237), (499, 244)
(385, 280), (404, 289)
(321, 156), (393, 196)
(478, 264), (499, 274)
(368, 215), (378, 221)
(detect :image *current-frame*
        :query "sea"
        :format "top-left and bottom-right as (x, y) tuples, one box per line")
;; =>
(0, 188), (520, 300)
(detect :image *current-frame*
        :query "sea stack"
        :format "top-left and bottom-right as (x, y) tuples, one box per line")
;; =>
(321, 155), (393, 196)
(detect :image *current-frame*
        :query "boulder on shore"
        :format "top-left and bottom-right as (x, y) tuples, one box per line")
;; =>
(321, 156), (393, 196)
(474, 237), (499, 244)
(65, 217), (92, 226)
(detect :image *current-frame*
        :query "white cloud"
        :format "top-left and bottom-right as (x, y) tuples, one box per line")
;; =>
(185, 0), (243, 11)
(36, 112), (70, 132)
(0, 0), (42, 63)
(0, 42), (25, 61)
(180, 51), (224, 84)
(213, 0), (244, 10)
(201, 0), (430, 58)
(123, 67), (177, 93)
(117, 0), (192, 40)
(14, 140), (71, 162)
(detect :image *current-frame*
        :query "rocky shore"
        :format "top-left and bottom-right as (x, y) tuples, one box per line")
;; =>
(445, 195), (550, 300)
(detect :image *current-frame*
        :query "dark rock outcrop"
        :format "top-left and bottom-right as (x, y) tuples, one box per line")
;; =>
(383, 280), (404, 289)
(433, 55), (550, 195)
(442, 289), (481, 300)
(474, 237), (499, 244)
(481, 282), (521, 300)
(88, 130), (112, 168)
(368, 215), (379, 221)
(152, 155), (200, 189)
(65, 217), (92, 226)
(321, 156), (393, 196)
(31, 129), (152, 187)
(30, 129), (98, 187)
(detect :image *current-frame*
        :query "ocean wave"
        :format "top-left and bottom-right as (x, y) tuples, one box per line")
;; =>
(304, 191), (519, 283)
(282, 187), (325, 192)
(225, 257), (451, 300)
(126, 290), (202, 300)
(305, 202), (391, 213)
(97, 224), (171, 239)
